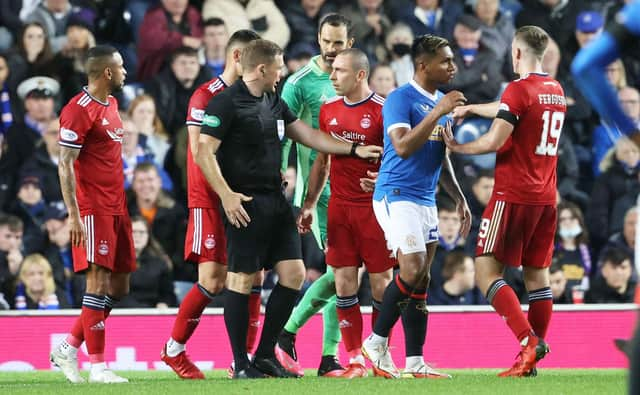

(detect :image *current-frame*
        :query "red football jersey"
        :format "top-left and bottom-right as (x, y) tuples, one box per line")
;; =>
(185, 77), (227, 208)
(58, 89), (126, 216)
(319, 93), (385, 205)
(494, 73), (567, 205)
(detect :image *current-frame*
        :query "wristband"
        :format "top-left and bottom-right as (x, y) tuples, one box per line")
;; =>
(350, 142), (358, 157)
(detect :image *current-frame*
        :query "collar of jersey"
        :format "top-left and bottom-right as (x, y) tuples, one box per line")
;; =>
(409, 79), (438, 102)
(82, 86), (109, 106)
(310, 55), (330, 76)
(343, 92), (375, 107)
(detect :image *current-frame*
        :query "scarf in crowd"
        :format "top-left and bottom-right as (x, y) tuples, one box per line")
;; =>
(0, 83), (13, 136)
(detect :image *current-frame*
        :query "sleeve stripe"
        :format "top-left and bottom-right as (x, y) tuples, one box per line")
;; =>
(386, 122), (411, 134)
(59, 141), (82, 149)
(186, 121), (202, 126)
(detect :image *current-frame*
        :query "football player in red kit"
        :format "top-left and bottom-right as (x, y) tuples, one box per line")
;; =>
(297, 48), (395, 378)
(50, 45), (133, 383)
(443, 26), (567, 377)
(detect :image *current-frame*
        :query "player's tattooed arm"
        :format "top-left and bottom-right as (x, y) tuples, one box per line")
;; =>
(58, 146), (85, 247)
(439, 151), (471, 238)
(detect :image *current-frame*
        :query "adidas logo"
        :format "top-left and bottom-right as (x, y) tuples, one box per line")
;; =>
(329, 118), (338, 126)
(478, 239), (484, 247)
(338, 319), (352, 329)
(102, 118), (109, 126)
(90, 321), (105, 331)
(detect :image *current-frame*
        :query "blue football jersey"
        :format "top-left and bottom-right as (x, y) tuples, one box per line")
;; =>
(373, 80), (451, 206)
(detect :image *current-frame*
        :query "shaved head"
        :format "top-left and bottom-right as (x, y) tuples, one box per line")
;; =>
(86, 45), (119, 79)
(337, 48), (370, 77)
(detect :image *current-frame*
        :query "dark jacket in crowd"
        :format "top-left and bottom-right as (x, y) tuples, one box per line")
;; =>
(20, 143), (63, 203)
(0, 251), (17, 305)
(119, 249), (176, 308)
(429, 285), (486, 305)
(585, 275), (636, 304)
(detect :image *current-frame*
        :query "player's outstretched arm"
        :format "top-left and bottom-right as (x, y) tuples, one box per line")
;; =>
(285, 120), (382, 160)
(439, 151), (471, 238)
(196, 134), (252, 228)
(297, 153), (331, 234)
(443, 117), (513, 155)
(58, 146), (85, 247)
(452, 101), (500, 123)
(389, 90), (466, 159)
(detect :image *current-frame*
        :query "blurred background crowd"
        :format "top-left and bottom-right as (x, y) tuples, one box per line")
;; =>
(0, 0), (638, 310)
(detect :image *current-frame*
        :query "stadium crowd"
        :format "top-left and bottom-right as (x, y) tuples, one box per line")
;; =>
(0, 0), (638, 311)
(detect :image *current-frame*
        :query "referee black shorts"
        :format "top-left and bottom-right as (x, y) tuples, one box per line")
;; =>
(224, 191), (302, 274)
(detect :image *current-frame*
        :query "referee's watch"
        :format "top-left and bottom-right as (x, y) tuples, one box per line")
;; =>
(350, 142), (359, 157)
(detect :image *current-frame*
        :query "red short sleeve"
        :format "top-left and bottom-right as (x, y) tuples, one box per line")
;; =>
(499, 81), (528, 119)
(59, 103), (93, 149)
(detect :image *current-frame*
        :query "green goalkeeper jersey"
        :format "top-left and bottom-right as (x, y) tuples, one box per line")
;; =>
(281, 55), (335, 247)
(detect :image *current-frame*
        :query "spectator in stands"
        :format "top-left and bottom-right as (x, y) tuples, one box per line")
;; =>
(49, 11), (96, 103)
(144, 46), (210, 138)
(447, 14), (503, 104)
(202, 0), (290, 49)
(0, 214), (23, 307)
(42, 203), (81, 307)
(0, 0), (22, 51)
(586, 247), (636, 304)
(20, 118), (62, 204)
(338, 0), (391, 63)
(553, 201), (592, 291)
(602, 206), (637, 268)
(592, 87), (640, 176)
(385, 22), (414, 86)
(559, 10), (604, 80)
(137, 0), (203, 82)
(430, 251), (485, 305)
(127, 94), (171, 167)
(8, 173), (48, 254)
(127, 163), (187, 272)
(6, 22), (55, 98)
(464, 168), (494, 253)
(0, 53), (14, 138)
(515, 0), (580, 51)
(283, 0), (336, 52)
(467, 0), (515, 63)
(25, 0), (85, 54)
(14, 253), (69, 309)
(121, 117), (154, 187)
(198, 18), (229, 77)
(369, 63), (396, 97)
(606, 59), (628, 92)
(119, 216), (176, 308)
(549, 263), (574, 304)
(588, 137), (640, 252)
(403, 0), (463, 41)
(0, 76), (58, 201)
(430, 198), (466, 292)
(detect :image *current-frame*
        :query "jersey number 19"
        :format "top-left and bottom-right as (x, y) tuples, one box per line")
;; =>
(535, 110), (565, 156)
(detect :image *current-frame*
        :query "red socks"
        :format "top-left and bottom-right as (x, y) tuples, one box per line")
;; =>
(336, 296), (363, 356)
(487, 279), (532, 342)
(81, 294), (106, 363)
(527, 287), (553, 339)
(171, 284), (214, 343)
(246, 288), (262, 354)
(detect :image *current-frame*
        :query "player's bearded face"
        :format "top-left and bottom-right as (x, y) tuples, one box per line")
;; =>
(319, 25), (351, 67)
(430, 47), (457, 84)
(109, 53), (127, 92)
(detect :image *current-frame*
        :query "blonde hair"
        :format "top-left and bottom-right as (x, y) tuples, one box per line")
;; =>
(127, 94), (169, 141)
(19, 254), (56, 301)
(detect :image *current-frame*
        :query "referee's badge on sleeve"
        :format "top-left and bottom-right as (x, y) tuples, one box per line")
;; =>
(277, 119), (285, 141)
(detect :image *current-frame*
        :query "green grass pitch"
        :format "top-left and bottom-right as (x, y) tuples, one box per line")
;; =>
(0, 369), (628, 395)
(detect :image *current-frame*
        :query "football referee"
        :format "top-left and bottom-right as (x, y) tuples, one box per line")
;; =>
(196, 39), (382, 379)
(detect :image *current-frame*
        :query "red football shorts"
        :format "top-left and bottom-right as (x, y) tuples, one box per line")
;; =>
(476, 198), (557, 269)
(326, 200), (396, 273)
(72, 213), (136, 273)
(184, 207), (227, 264)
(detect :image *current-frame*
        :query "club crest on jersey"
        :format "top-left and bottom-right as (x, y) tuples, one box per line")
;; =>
(98, 240), (109, 256)
(360, 114), (371, 129)
(428, 124), (444, 141)
(204, 234), (216, 250)
(418, 103), (431, 114)
(106, 128), (124, 143)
